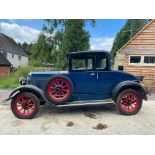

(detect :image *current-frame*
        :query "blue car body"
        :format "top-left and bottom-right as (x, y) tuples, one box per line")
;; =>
(27, 51), (139, 102)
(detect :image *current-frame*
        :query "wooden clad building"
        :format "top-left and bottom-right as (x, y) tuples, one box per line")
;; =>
(114, 20), (155, 92)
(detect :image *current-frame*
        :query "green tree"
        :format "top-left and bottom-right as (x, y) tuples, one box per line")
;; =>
(61, 20), (90, 52)
(111, 19), (148, 57)
(42, 19), (95, 69)
(31, 31), (64, 67)
(18, 42), (33, 56)
(31, 34), (49, 65)
(22, 42), (33, 56)
(60, 20), (91, 68)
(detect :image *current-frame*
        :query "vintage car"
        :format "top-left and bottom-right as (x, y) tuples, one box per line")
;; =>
(7, 51), (147, 119)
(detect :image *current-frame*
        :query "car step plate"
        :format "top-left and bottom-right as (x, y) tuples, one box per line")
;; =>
(56, 99), (114, 107)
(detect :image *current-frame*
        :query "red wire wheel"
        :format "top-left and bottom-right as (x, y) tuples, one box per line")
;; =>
(11, 92), (40, 119)
(116, 89), (142, 115)
(45, 76), (74, 104)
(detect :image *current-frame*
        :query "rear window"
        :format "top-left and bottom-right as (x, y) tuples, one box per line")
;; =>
(96, 55), (107, 70)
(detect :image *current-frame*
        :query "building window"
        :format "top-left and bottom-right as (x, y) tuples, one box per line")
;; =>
(18, 55), (21, 61)
(130, 56), (141, 64)
(12, 54), (14, 58)
(129, 55), (155, 66)
(3, 52), (7, 58)
(144, 56), (155, 64)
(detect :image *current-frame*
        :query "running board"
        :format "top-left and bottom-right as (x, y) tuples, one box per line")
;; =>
(56, 99), (114, 107)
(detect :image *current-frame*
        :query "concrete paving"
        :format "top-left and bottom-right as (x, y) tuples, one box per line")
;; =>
(0, 89), (155, 135)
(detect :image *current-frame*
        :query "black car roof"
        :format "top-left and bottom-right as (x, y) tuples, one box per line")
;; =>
(68, 50), (109, 56)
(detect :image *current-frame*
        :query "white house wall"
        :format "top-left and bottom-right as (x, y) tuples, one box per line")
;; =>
(0, 50), (28, 68)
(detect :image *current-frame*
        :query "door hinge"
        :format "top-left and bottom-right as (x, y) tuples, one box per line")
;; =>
(97, 72), (99, 79)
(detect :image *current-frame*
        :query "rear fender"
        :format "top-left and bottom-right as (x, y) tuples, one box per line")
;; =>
(112, 81), (147, 102)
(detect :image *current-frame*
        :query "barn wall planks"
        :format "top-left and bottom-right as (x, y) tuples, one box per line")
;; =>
(124, 55), (155, 92)
(114, 20), (155, 92)
(116, 20), (155, 93)
(125, 20), (155, 48)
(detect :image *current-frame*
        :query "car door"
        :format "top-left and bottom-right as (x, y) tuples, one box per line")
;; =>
(69, 53), (98, 95)
(94, 53), (112, 98)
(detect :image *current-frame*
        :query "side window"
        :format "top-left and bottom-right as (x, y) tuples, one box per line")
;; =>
(96, 55), (107, 70)
(72, 55), (93, 71)
(130, 56), (141, 64)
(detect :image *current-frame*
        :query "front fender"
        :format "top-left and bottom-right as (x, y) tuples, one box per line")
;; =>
(112, 81), (147, 101)
(7, 85), (49, 103)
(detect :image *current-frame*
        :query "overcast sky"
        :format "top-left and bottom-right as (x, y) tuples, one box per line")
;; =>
(0, 19), (126, 51)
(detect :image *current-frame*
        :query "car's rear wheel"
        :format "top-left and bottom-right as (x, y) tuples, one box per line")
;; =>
(45, 75), (74, 105)
(11, 92), (40, 119)
(116, 89), (142, 115)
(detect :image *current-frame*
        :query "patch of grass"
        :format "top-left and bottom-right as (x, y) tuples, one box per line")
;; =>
(0, 67), (31, 89)
(0, 66), (52, 89)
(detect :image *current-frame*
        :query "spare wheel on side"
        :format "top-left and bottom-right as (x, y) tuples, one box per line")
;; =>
(44, 75), (74, 105)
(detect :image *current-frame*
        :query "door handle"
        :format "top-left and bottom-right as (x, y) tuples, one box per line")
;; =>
(90, 73), (95, 76)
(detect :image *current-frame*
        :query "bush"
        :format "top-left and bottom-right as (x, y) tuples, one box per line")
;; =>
(0, 66), (59, 89)
(29, 59), (43, 67)
(0, 67), (32, 89)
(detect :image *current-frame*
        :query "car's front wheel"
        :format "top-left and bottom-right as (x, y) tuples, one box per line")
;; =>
(116, 89), (142, 115)
(11, 92), (40, 119)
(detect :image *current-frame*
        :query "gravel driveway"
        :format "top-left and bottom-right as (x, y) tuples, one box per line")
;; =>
(0, 89), (155, 135)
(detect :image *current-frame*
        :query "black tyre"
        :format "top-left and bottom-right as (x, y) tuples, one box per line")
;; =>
(116, 89), (142, 115)
(44, 75), (74, 105)
(11, 92), (40, 119)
